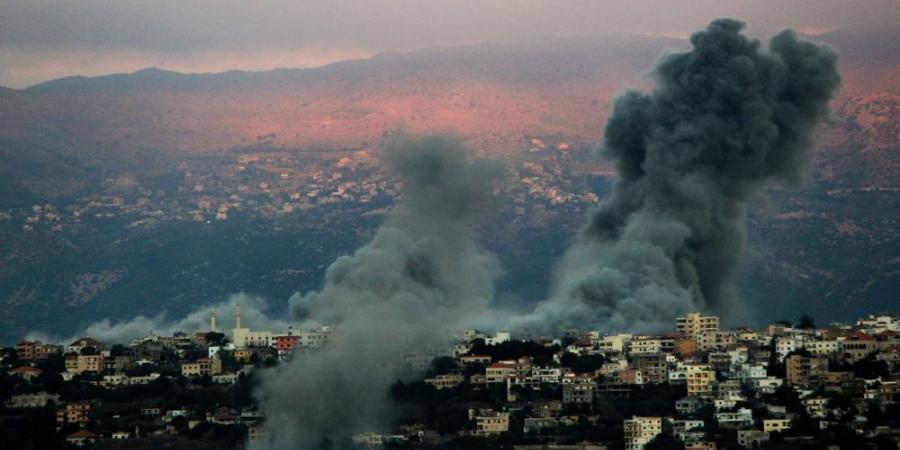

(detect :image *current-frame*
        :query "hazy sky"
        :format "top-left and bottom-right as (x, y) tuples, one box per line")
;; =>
(1, 0), (897, 88)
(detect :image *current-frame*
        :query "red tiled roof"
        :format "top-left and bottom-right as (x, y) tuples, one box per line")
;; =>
(67, 430), (98, 439)
(848, 331), (875, 341)
(9, 366), (42, 373)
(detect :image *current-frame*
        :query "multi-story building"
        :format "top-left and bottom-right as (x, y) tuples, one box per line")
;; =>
(631, 354), (668, 384)
(486, 362), (519, 384)
(297, 327), (334, 348)
(424, 374), (465, 390)
(629, 336), (663, 356)
(732, 363), (767, 381)
(785, 355), (828, 385)
(562, 380), (595, 404)
(840, 332), (878, 363)
(856, 314), (899, 333)
(57, 402), (92, 426)
(234, 330), (274, 349)
(531, 366), (562, 384)
(671, 419), (705, 441)
(751, 377), (783, 394)
(273, 334), (300, 358)
(75, 355), (105, 374)
(15, 341), (35, 360)
(715, 408), (753, 428)
(697, 331), (735, 353)
(686, 365), (715, 396)
(763, 418), (791, 434)
(181, 358), (223, 377)
(5, 392), (60, 408)
(808, 340), (840, 357)
(595, 335), (629, 356)
(66, 337), (103, 354)
(677, 313), (720, 338)
(775, 335), (808, 360)
(623, 416), (662, 450)
(470, 409), (510, 435)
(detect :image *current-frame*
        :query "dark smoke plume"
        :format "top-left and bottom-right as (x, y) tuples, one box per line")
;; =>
(253, 134), (503, 449)
(527, 19), (840, 332)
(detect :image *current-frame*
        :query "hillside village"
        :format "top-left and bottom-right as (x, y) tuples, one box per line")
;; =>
(2, 310), (899, 449)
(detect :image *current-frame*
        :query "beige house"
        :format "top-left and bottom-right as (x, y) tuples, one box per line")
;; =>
(181, 358), (223, 377)
(623, 416), (662, 450)
(677, 313), (720, 338)
(763, 418), (791, 434)
(76, 355), (105, 374)
(471, 409), (510, 435)
(785, 355), (828, 385)
(686, 365), (715, 396)
(424, 374), (465, 390)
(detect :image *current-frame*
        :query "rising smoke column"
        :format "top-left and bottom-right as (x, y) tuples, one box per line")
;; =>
(253, 135), (502, 450)
(528, 19), (840, 333)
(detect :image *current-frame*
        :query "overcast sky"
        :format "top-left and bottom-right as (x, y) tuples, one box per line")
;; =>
(1, 0), (897, 88)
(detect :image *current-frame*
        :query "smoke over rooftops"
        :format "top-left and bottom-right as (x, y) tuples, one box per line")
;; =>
(255, 134), (503, 449)
(521, 19), (840, 333)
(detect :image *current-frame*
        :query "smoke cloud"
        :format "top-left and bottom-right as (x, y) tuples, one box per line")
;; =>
(253, 134), (503, 449)
(524, 19), (840, 333)
(28, 293), (286, 345)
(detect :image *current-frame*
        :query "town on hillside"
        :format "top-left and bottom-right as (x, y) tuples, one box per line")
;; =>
(2, 311), (899, 449)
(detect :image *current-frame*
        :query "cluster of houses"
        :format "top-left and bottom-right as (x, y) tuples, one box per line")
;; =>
(3, 310), (899, 448)
(409, 313), (899, 449)
(3, 304), (334, 446)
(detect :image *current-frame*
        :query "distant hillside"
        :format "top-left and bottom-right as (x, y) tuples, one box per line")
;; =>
(1, 30), (898, 203)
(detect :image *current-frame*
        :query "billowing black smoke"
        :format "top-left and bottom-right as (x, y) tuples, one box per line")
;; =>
(527, 19), (840, 332)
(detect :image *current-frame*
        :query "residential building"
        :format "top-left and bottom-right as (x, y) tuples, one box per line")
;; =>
(181, 358), (223, 377)
(687, 365), (715, 396)
(562, 380), (595, 404)
(471, 409), (510, 435)
(763, 418), (791, 434)
(715, 408), (753, 428)
(840, 332), (878, 363)
(623, 416), (662, 450)
(677, 313), (720, 338)
(66, 337), (103, 354)
(631, 354), (668, 384)
(785, 355), (828, 385)
(76, 354), (105, 374)
(424, 374), (465, 390)
(5, 392), (60, 408)
(58, 402), (92, 426)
